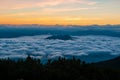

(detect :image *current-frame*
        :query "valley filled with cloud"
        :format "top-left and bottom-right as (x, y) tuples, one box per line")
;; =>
(0, 35), (120, 62)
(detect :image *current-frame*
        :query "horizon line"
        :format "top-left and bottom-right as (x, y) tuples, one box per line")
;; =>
(0, 24), (120, 26)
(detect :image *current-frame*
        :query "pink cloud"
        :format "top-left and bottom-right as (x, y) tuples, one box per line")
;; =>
(0, 0), (97, 10)
(43, 7), (98, 12)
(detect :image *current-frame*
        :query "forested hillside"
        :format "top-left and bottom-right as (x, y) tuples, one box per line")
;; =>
(0, 56), (120, 80)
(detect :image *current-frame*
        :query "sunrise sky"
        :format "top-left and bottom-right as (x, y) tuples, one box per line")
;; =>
(0, 0), (120, 25)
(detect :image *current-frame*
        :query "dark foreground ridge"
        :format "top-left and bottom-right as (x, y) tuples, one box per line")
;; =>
(0, 56), (120, 80)
(46, 35), (73, 40)
(96, 56), (120, 68)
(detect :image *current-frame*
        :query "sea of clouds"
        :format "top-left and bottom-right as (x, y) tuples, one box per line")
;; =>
(0, 35), (120, 62)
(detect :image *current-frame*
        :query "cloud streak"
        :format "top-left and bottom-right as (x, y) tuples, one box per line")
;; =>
(0, 0), (97, 10)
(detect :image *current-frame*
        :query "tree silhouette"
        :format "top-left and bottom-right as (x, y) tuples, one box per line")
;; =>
(0, 56), (120, 80)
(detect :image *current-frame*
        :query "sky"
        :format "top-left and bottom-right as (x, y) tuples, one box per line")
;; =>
(0, 0), (120, 25)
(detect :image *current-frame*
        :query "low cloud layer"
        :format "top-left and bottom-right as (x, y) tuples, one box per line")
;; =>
(0, 35), (120, 62)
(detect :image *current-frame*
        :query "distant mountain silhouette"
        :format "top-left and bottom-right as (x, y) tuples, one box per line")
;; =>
(96, 56), (120, 68)
(46, 35), (73, 40)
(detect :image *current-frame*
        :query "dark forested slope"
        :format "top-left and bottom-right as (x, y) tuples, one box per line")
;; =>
(0, 56), (120, 80)
(96, 56), (120, 69)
